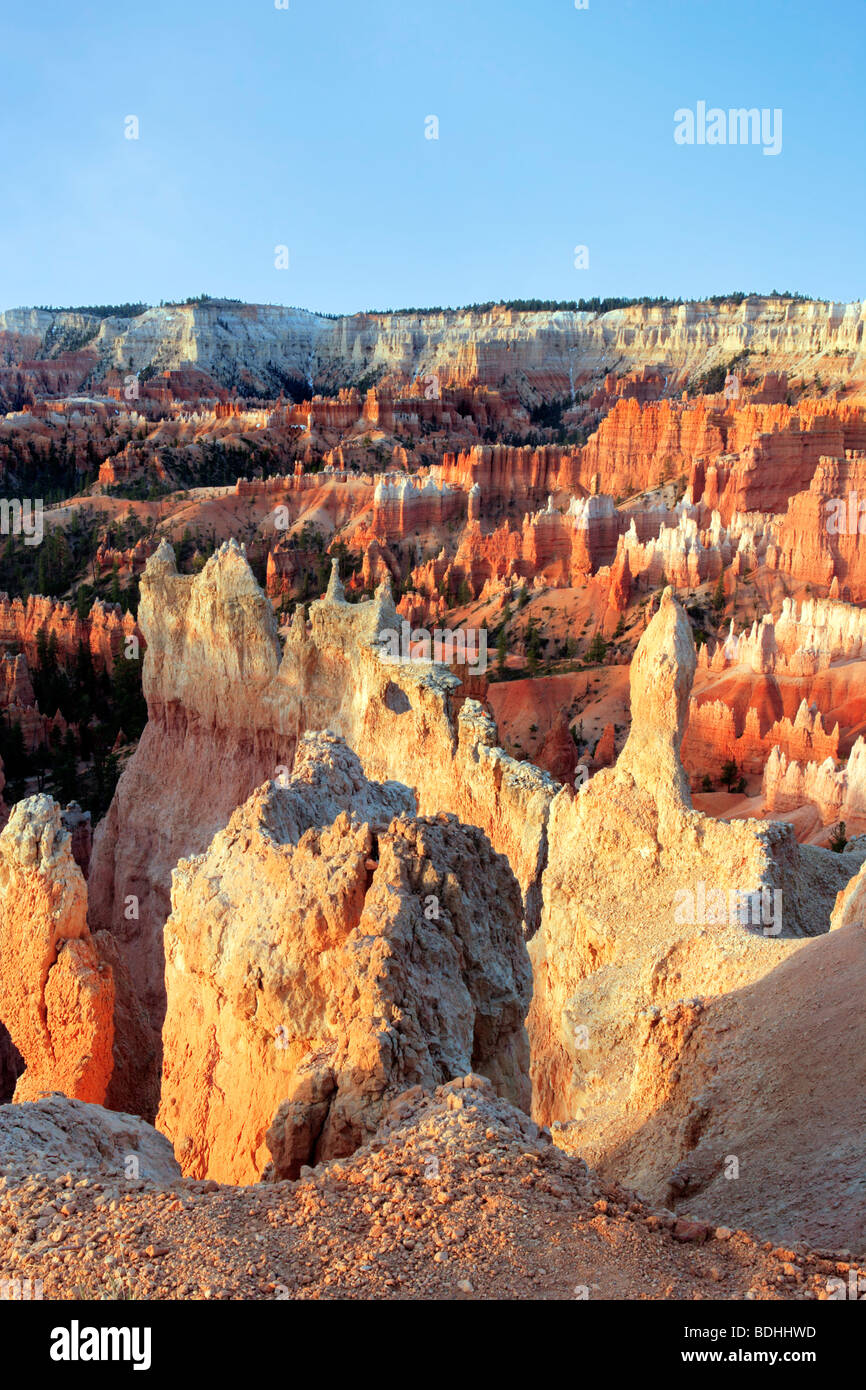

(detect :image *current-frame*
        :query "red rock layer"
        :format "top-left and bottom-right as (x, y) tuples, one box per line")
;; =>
(683, 698), (839, 782)
(0, 594), (142, 673)
(771, 452), (866, 600)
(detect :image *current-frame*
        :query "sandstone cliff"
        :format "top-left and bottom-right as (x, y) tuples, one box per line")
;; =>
(89, 541), (557, 1114)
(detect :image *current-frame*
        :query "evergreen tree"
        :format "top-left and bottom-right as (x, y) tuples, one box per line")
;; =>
(76, 584), (91, 620)
(526, 619), (542, 676)
(829, 821), (848, 852)
(111, 649), (147, 741)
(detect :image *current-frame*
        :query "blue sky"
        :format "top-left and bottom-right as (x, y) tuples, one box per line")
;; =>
(1, 0), (863, 313)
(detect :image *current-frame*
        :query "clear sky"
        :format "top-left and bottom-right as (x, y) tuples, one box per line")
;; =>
(1, 0), (863, 314)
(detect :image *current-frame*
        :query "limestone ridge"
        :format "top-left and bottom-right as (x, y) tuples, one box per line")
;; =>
(156, 733), (531, 1183)
(3, 297), (864, 395)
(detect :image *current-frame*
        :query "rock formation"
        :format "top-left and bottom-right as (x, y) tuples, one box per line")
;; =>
(772, 451), (866, 600)
(0, 1093), (180, 1183)
(156, 732), (531, 1183)
(0, 796), (114, 1104)
(528, 590), (866, 1247)
(8, 295), (863, 400)
(0, 593), (141, 675)
(830, 848), (866, 930)
(763, 737), (866, 829)
(537, 711), (579, 784)
(89, 541), (557, 1108)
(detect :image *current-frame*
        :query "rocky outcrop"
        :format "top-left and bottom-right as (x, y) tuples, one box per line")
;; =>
(0, 797), (114, 1104)
(0, 1093), (180, 1183)
(88, 539), (292, 1038)
(527, 590), (866, 1245)
(771, 451), (866, 600)
(89, 543), (557, 1115)
(830, 850), (866, 930)
(0, 652), (34, 709)
(684, 697), (839, 783)
(537, 711), (579, 785)
(601, 919), (866, 1251)
(403, 494), (624, 602)
(592, 723), (616, 768)
(436, 445), (581, 509)
(60, 801), (93, 878)
(763, 737), (866, 828)
(579, 397), (726, 498)
(156, 733), (531, 1183)
(368, 473), (463, 537)
(683, 595), (866, 787)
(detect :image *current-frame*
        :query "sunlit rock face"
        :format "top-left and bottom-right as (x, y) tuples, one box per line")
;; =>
(0, 796), (114, 1104)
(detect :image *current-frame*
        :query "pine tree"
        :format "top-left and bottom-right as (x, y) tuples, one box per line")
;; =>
(721, 758), (739, 791)
(829, 821), (848, 852)
(496, 625), (508, 672)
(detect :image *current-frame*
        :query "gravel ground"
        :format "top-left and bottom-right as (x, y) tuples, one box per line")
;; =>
(0, 1079), (858, 1302)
